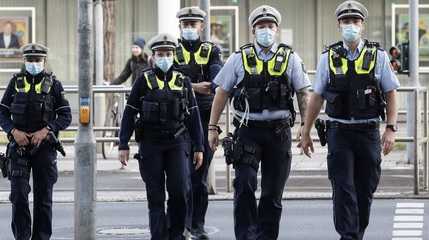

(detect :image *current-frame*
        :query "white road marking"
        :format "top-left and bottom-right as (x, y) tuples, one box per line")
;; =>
(396, 209), (425, 215)
(394, 216), (424, 222)
(393, 222), (424, 229)
(392, 238), (422, 240)
(396, 203), (425, 208)
(392, 202), (425, 240)
(392, 230), (422, 237)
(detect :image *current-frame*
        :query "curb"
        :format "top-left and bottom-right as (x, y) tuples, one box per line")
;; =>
(0, 191), (427, 204)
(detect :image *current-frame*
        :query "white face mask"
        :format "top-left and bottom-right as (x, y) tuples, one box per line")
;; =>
(181, 28), (199, 41)
(255, 27), (276, 47)
(25, 62), (44, 75)
(341, 24), (361, 43)
(154, 56), (174, 73)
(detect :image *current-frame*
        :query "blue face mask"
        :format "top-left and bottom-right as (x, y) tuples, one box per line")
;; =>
(255, 27), (276, 47)
(155, 56), (173, 73)
(25, 62), (44, 76)
(341, 24), (361, 43)
(181, 28), (199, 41)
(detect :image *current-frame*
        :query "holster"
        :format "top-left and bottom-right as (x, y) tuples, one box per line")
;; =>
(134, 117), (144, 143)
(315, 118), (327, 146)
(226, 134), (261, 170)
(0, 152), (9, 178)
(222, 133), (234, 165)
(7, 142), (30, 178)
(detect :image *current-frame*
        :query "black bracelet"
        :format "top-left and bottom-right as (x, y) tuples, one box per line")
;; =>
(208, 125), (222, 134)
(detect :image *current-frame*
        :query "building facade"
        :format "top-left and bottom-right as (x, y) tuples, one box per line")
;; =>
(0, 0), (427, 86)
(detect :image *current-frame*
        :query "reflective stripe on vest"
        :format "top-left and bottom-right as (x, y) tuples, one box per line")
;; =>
(328, 46), (377, 75)
(241, 46), (291, 76)
(15, 76), (51, 94)
(144, 71), (184, 91)
(328, 50), (348, 75)
(354, 47), (377, 74)
(174, 42), (212, 65)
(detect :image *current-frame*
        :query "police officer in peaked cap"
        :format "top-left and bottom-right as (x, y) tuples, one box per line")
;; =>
(0, 43), (71, 240)
(209, 4), (311, 240)
(175, 6), (223, 239)
(301, 1), (400, 239)
(118, 33), (204, 240)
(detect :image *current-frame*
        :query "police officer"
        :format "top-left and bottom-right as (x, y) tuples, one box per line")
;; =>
(300, 1), (399, 239)
(175, 6), (223, 239)
(0, 43), (72, 240)
(208, 5), (311, 240)
(118, 33), (204, 240)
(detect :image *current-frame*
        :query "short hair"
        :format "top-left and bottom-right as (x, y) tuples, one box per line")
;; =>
(3, 21), (14, 30)
(389, 46), (399, 55)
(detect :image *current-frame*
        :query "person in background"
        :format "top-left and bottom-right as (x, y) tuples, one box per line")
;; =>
(110, 37), (149, 86)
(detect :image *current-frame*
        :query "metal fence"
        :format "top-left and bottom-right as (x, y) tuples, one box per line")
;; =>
(0, 85), (427, 194)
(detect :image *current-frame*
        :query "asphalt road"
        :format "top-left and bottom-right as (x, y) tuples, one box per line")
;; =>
(0, 199), (427, 240)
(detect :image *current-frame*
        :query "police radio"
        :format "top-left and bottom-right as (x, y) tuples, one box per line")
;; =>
(200, 44), (209, 58)
(273, 54), (284, 72)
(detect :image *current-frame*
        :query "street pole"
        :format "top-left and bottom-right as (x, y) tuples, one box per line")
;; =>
(409, 1), (420, 87)
(407, 0), (420, 165)
(199, 0), (216, 194)
(200, 0), (210, 42)
(94, 0), (103, 86)
(75, 0), (96, 239)
(94, 0), (105, 150)
(158, 0), (180, 36)
(409, 0), (421, 194)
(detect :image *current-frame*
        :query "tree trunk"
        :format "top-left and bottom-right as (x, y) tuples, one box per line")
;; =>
(103, 0), (115, 82)
(103, 0), (116, 128)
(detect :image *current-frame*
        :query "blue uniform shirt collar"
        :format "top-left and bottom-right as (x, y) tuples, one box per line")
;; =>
(254, 41), (278, 60)
(342, 39), (365, 60)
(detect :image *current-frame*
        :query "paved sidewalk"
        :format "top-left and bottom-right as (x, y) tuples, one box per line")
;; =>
(56, 144), (412, 173)
(0, 142), (420, 203)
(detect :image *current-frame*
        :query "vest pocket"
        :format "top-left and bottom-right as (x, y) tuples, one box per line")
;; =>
(42, 100), (54, 123)
(28, 102), (44, 123)
(170, 100), (180, 120)
(330, 75), (348, 91)
(141, 101), (160, 123)
(10, 103), (27, 127)
(170, 99), (186, 121)
(264, 81), (280, 110)
(366, 86), (378, 107)
(246, 88), (262, 111)
(279, 83), (290, 108)
(324, 92), (346, 118)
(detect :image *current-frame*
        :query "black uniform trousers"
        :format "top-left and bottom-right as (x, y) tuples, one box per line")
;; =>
(138, 134), (191, 240)
(326, 124), (382, 240)
(9, 145), (58, 240)
(233, 125), (292, 240)
(190, 109), (214, 231)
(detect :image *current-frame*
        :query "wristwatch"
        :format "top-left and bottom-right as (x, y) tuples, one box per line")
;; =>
(386, 124), (398, 132)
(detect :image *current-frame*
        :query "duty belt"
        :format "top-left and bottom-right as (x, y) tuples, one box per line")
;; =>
(326, 121), (380, 130)
(142, 126), (187, 140)
(233, 118), (291, 129)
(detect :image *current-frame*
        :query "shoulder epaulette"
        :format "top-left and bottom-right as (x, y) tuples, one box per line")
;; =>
(323, 41), (343, 53)
(239, 43), (254, 51)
